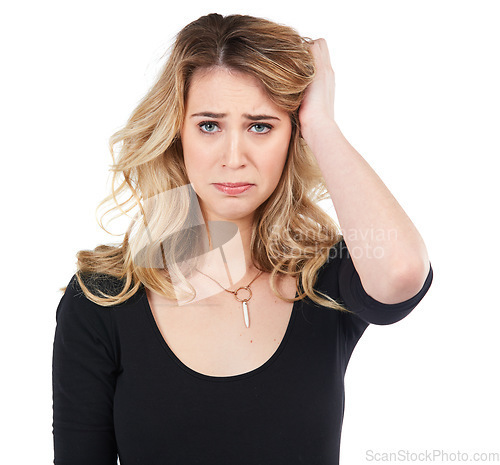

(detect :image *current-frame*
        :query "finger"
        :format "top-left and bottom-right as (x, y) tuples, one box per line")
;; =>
(310, 40), (333, 72)
(317, 39), (333, 69)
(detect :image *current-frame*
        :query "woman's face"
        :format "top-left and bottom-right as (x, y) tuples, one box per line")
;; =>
(180, 67), (292, 226)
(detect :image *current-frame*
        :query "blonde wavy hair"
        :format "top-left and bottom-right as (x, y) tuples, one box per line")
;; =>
(62, 12), (351, 314)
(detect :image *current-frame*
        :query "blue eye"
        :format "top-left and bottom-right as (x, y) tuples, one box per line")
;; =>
(197, 121), (272, 134)
(198, 121), (219, 133)
(250, 123), (272, 134)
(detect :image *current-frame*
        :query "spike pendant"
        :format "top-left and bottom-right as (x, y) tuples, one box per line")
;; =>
(242, 301), (249, 328)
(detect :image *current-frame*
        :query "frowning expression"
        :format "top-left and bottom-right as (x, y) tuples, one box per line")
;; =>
(180, 67), (292, 224)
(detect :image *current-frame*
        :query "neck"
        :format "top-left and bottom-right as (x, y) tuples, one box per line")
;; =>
(205, 220), (259, 279)
(171, 218), (261, 306)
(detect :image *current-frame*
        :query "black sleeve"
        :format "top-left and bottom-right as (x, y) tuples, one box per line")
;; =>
(337, 238), (434, 326)
(52, 275), (119, 465)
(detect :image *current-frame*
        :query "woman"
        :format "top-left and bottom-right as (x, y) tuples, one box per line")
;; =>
(52, 13), (433, 464)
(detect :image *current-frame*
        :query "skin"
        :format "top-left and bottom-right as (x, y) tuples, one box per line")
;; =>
(180, 66), (292, 281)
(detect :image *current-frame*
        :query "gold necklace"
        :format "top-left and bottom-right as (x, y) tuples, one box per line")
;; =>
(194, 268), (264, 328)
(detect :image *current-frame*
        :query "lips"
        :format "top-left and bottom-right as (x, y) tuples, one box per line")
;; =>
(215, 182), (254, 187)
(213, 183), (254, 195)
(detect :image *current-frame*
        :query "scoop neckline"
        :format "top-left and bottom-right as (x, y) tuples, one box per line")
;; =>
(141, 286), (300, 382)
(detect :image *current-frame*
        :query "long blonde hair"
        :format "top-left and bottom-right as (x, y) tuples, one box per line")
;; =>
(63, 13), (351, 313)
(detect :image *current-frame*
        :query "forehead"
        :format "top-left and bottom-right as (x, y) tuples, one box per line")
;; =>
(186, 67), (279, 112)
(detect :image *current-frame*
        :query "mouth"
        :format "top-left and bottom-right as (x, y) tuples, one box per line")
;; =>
(212, 183), (254, 195)
(214, 182), (255, 187)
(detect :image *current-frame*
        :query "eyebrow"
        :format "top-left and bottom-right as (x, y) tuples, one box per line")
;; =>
(190, 112), (281, 121)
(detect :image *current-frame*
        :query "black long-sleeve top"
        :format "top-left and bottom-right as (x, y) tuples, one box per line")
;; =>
(52, 238), (433, 464)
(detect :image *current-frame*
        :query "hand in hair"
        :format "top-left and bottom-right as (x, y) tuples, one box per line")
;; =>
(298, 38), (337, 143)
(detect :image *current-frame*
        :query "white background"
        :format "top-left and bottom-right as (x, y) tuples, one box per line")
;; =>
(2, 0), (499, 463)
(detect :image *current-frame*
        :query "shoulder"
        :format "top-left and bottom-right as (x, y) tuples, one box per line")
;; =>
(53, 274), (121, 375)
(56, 273), (133, 332)
(72, 272), (129, 299)
(312, 237), (433, 324)
(314, 238), (348, 283)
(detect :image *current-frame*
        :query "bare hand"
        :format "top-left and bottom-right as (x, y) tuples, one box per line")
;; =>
(298, 38), (336, 142)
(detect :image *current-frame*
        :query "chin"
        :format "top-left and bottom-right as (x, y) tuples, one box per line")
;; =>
(207, 205), (256, 222)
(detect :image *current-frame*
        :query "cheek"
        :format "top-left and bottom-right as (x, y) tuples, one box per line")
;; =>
(263, 149), (288, 181)
(182, 151), (202, 186)
(268, 134), (291, 179)
(275, 124), (292, 154)
(270, 133), (291, 163)
(184, 158), (204, 185)
(181, 133), (207, 173)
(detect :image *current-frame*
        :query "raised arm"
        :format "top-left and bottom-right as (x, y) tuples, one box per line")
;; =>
(299, 38), (430, 305)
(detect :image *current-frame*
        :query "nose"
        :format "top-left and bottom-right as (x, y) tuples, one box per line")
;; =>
(221, 129), (246, 167)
